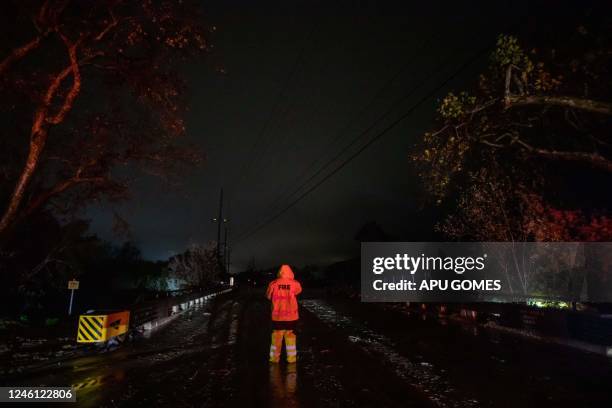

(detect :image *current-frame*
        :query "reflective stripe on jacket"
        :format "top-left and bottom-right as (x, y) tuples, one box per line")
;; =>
(266, 264), (302, 321)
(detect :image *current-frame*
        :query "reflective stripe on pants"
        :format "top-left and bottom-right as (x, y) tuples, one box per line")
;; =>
(285, 330), (297, 363)
(269, 330), (297, 363)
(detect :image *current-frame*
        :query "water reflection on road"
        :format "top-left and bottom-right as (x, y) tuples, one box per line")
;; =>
(269, 363), (299, 408)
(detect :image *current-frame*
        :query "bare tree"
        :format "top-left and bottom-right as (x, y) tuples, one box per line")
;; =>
(0, 1), (209, 240)
(167, 242), (220, 289)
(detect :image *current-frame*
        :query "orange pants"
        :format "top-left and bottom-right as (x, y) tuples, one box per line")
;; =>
(269, 330), (297, 363)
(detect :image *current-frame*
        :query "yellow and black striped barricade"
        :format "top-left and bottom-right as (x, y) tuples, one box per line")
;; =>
(77, 310), (130, 343)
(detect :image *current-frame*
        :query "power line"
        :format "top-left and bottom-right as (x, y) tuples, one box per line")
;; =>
(264, 53), (446, 217)
(235, 21), (460, 244)
(247, 63), (318, 184)
(234, 38), (497, 244)
(261, 22), (508, 220)
(234, 56), (451, 242)
(233, 25), (316, 195)
(264, 33), (441, 215)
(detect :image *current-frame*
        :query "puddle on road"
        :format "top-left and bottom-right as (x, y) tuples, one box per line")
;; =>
(302, 299), (478, 408)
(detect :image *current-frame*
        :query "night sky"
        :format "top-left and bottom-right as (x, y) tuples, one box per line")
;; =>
(87, 0), (540, 271)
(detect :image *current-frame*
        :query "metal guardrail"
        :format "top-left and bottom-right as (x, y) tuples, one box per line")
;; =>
(131, 287), (233, 331)
(74, 286), (233, 344)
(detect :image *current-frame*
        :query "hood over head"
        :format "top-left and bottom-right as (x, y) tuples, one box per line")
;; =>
(278, 264), (294, 279)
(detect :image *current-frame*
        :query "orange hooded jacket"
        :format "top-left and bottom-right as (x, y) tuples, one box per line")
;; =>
(266, 264), (302, 321)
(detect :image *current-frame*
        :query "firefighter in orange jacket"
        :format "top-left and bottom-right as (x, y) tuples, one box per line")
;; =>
(266, 264), (302, 363)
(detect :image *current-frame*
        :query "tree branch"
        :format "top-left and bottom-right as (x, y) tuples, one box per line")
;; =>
(0, 36), (44, 77)
(94, 6), (119, 41)
(46, 34), (82, 125)
(516, 139), (612, 173)
(480, 140), (505, 148)
(21, 175), (106, 219)
(505, 94), (612, 115)
(0, 35), (83, 236)
(0, 0), (65, 76)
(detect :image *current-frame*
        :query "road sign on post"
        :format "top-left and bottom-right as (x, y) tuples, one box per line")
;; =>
(67, 280), (79, 315)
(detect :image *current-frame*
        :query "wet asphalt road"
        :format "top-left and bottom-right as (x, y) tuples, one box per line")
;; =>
(2, 289), (612, 407)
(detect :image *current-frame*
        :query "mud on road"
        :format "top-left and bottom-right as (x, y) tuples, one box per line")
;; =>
(2, 289), (611, 408)
(1, 290), (431, 407)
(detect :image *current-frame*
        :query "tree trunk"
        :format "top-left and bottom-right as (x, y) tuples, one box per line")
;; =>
(0, 37), (81, 241)
(0, 132), (48, 237)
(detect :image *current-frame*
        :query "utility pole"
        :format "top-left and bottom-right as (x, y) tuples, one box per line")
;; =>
(227, 247), (233, 286)
(216, 188), (223, 259)
(223, 225), (229, 271)
(212, 187), (228, 271)
(227, 248), (231, 274)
